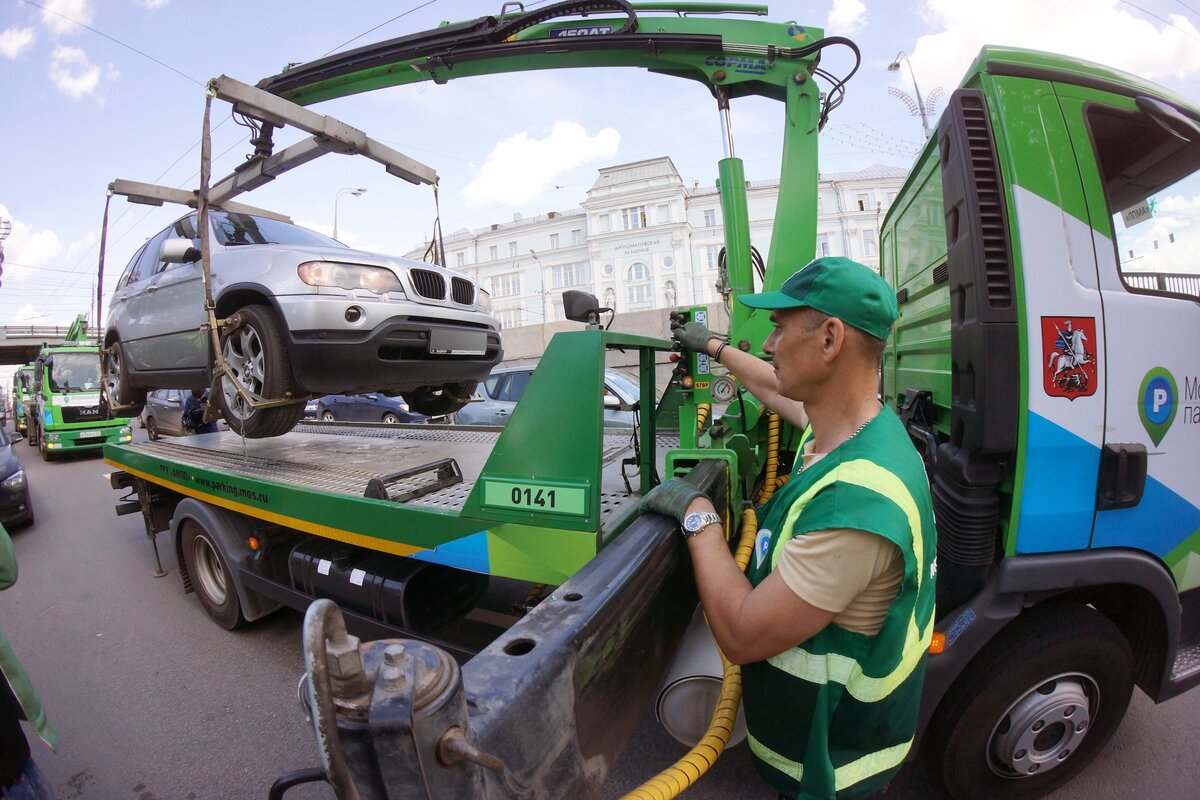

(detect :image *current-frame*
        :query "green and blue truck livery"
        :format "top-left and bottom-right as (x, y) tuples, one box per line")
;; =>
(28, 317), (132, 461)
(880, 46), (1200, 797)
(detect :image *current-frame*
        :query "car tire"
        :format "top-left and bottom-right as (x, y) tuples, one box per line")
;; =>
(180, 519), (246, 630)
(928, 602), (1135, 800)
(216, 304), (305, 439)
(381, 412), (400, 424)
(321, 410), (336, 422)
(406, 381), (477, 416)
(103, 340), (146, 417)
(146, 416), (160, 441)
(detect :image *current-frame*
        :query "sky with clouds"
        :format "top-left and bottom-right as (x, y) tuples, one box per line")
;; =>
(1, 0), (1199, 356)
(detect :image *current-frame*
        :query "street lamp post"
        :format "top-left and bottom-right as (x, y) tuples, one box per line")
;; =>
(333, 187), (367, 240)
(888, 51), (930, 140)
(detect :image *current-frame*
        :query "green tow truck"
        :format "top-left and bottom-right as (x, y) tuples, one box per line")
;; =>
(10, 364), (34, 436)
(28, 315), (133, 461)
(104, 5), (1200, 800)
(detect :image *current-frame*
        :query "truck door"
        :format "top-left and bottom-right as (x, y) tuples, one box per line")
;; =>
(1056, 85), (1200, 580)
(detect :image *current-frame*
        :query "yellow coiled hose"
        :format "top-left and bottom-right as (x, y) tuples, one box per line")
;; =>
(621, 412), (782, 800)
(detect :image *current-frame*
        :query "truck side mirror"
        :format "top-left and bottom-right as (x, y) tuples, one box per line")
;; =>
(563, 290), (603, 326)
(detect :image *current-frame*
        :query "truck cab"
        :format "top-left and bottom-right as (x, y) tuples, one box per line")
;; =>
(881, 46), (1200, 797)
(11, 365), (34, 436)
(29, 345), (132, 461)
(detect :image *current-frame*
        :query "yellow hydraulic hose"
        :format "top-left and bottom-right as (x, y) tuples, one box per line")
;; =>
(695, 403), (711, 432)
(621, 409), (784, 799)
(621, 508), (759, 800)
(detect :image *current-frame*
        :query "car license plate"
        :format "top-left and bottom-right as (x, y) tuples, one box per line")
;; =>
(429, 328), (486, 356)
(77, 429), (103, 439)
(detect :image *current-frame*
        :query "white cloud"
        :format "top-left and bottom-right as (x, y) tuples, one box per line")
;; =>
(49, 45), (101, 100)
(0, 27), (36, 59)
(826, 0), (867, 34)
(41, 0), (93, 36)
(134, 0), (170, 9)
(464, 122), (620, 206)
(907, 0), (1200, 101)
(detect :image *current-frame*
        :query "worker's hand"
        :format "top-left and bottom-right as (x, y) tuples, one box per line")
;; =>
(640, 478), (706, 525)
(672, 321), (719, 354)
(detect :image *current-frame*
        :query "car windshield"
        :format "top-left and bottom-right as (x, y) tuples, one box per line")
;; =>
(210, 211), (346, 249)
(47, 353), (102, 393)
(605, 370), (641, 402)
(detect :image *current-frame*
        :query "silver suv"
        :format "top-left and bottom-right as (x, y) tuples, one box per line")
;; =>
(104, 211), (501, 437)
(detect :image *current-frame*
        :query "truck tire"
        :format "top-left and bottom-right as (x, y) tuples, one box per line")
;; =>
(216, 304), (305, 439)
(929, 602), (1135, 799)
(180, 519), (246, 630)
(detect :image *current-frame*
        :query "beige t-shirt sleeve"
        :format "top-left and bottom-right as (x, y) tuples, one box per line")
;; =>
(776, 529), (903, 636)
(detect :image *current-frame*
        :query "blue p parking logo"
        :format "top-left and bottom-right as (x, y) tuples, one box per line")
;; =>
(1139, 367), (1178, 446)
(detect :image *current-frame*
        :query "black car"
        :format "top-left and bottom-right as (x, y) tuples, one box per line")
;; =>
(311, 393), (426, 424)
(0, 427), (33, 528)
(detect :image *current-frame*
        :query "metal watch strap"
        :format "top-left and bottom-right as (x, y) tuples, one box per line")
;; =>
(682, 511), (722, 537)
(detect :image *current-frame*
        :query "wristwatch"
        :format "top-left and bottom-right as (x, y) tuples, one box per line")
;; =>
(682, 511), (722, 537)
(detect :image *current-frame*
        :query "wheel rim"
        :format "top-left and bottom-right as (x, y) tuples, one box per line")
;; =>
(383, 413), (399, 424)
(104, 346), (122, 402)
(321, 411), (335, 422)
(191, 534), (228, 606)
(221, 323), (267, 422)
(988, 672), (1096, 778)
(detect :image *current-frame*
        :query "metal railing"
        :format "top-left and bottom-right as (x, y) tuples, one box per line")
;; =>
(0, 324), (95, 340)
(1124, 271), (1200, 298)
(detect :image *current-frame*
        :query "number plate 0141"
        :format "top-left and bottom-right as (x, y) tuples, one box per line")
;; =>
(482, 480), (587, 516)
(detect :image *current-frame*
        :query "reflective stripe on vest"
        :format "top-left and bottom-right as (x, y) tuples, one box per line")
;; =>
(766, 458), (931, 703)
(749, 731), (914, 793)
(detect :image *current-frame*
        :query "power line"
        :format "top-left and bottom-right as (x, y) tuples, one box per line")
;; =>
(1119, 0), (1200, 42)
(18, 0), (205, 87)
(320, 0), (442, 57)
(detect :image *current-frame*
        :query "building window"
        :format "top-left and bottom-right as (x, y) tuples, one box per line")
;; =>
(488, 245), (498, 261)
(856, 192), (870, 212)
(627, 262), (651, 282)
(817, 233), (831, 258)
(705, 244), (722, 269)
(495, 308), (524, 329)
(703, 209), (717, 227)
(885, 191), (898, 207)
(621, 205), (648, 230)
(817, 196), (825, 215)
(508, 241), (518, 257)
(572, 229), (583, 245)
(626, 261), (652, 307)
(455, 252), (466, 268)
(862, 229), (877, 257)
(551, 262), (591, 289)
(658, 204), (671, 224)
(491, 273), (521, 298)
(598, 214), (612, 233)
(549, 233), (559, 250)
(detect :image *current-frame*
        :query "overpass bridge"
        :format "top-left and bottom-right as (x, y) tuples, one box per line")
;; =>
(0, 324), (100, 366)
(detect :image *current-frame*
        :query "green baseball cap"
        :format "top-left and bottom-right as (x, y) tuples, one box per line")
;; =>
(739, 256), (898, 340)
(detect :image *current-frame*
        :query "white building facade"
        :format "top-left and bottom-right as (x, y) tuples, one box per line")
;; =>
(416, 159), (906, 330)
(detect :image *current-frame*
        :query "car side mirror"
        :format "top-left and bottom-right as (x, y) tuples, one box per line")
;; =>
(9, 432), (23, 442)
(603, 393), (621, 409)
(160, 238), (202, 264)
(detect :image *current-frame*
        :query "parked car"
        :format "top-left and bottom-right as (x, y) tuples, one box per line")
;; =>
(312, 393), (426, 424)
(103, 210), (502, 438)
(454, 365), (640, 427)
(141, 389), (189, 440)
(0, 427), (33, 528)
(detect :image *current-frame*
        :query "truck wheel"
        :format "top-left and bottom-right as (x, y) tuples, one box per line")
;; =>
(39, 435), (54, 462)
(103, 340), (146, 417)
(930, 602), (1134, 799)
(216, 304), (305, 439)
(406, 381), (476, 416)
(180, 519), (246, 630)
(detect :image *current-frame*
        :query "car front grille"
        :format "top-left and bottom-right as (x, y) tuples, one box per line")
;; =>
(410, 269), (446, 300)
(451, 277), (475, 305)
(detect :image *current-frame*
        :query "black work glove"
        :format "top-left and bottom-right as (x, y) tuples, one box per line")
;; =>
(640, 478), (706, 525)
(672, 321), (720, 354)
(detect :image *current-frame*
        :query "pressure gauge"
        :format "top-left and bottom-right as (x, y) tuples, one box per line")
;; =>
(710, 375), (737, 404)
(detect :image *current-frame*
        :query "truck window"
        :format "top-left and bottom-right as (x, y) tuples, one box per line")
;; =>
(1089, 104), (1200, 300)
(47, 353), (103, 393)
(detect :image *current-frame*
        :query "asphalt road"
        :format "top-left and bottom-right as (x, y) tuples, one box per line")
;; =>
(1, 423), (1198, 800)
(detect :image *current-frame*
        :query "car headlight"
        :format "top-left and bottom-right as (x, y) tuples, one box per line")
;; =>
(477, 288), (493, 313)
(1, 470), (25, 490)
(298, 262), (405, 294)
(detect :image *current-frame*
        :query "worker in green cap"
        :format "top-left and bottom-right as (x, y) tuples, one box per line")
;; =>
(642, 256), (937, 800)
